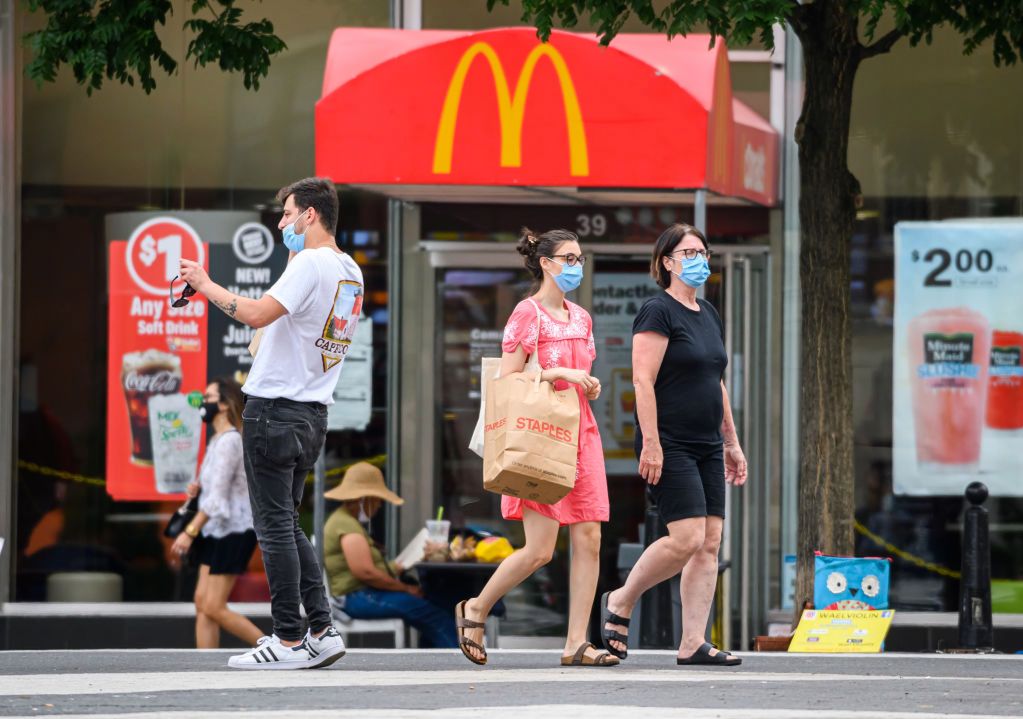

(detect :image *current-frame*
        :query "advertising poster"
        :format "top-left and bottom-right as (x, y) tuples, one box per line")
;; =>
(328, 318), (373, 431)
(207, 223), (288, 386)
(788, 610), (895, 653)
(591, 273), (661, 474)
(106, 216), (209, 501)
(893, 220), (1023, 496)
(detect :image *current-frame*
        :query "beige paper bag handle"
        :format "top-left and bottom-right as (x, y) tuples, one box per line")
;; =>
(248, 327), (264, 357)
(524, 299), (544, 387)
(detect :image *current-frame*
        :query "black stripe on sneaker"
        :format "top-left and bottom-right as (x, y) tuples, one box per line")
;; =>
(265, 647), (278, 661)
(260, 649), (272, 663)
(308, 645), (320, 658)
(254, 652), (262, 663)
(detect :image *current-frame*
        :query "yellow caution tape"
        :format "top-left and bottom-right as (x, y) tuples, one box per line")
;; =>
(18, 453), (388, 490)
(17, 460), (107, 487)
(854, 519), (961, 579)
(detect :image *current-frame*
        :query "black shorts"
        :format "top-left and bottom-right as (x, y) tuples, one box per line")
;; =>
(642, 442), (725, 523)
(196, 530), (258, 575)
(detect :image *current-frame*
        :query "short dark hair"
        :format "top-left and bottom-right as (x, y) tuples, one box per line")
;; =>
(516, 227), (579, 293)
(276, 177), (339, 235)
(650, 223), (709, 289)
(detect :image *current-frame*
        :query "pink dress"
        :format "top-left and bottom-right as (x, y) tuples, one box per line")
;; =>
(500, 299), (610, 525)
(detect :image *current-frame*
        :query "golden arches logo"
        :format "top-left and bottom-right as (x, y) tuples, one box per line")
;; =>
(433, 41), (589, 177)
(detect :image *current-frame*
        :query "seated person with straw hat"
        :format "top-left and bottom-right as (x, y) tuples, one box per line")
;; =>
(323, 462), (458, 648)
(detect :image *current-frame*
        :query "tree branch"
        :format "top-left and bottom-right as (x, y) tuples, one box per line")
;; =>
(859, 28), (904, 60)
(785, 3), (812, 41)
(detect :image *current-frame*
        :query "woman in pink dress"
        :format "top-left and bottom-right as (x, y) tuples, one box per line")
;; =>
(456, 228), (615, 668)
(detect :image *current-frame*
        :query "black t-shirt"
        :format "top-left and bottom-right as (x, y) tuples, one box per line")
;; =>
(632, 293), (727, 446)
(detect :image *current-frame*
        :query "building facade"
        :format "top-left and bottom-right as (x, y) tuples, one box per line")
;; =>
(1, 0), (1021, 648)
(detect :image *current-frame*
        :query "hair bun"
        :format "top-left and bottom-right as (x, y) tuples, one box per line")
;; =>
(515, 227), (539, 258)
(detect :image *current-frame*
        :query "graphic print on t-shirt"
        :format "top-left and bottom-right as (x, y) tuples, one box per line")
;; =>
(317, 280), (363, 372)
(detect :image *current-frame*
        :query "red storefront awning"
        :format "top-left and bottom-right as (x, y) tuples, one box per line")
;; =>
(316, 27), (778, 207)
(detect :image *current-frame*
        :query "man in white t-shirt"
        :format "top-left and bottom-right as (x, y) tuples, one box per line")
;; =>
(180, 177), (362, 670)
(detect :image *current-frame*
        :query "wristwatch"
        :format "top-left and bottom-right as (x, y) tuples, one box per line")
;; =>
(185, 524), (200, 538)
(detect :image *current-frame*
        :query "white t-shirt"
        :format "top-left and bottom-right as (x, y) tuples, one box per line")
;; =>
(242, 247), (364, 405)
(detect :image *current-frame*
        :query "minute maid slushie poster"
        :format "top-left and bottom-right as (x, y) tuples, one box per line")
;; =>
(893, 220), (1023, 496)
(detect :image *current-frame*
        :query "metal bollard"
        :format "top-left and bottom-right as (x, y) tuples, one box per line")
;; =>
(958, 481), (993, 650)
(639, 504), (675, 648)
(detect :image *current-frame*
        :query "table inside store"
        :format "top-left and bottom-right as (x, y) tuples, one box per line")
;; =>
(415, 562), (506, 619)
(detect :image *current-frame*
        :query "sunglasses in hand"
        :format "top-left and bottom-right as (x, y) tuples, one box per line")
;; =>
(169, 275), (197, 308)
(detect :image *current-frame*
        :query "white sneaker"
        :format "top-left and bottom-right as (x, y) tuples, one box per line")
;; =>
(305, 625), (347, 669)
(227, 635), (314, 670)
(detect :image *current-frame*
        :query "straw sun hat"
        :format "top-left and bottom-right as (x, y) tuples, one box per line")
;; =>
(324, 462), (404, 505)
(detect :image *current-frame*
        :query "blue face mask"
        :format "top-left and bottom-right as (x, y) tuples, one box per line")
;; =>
(548, 260), (584, 293)
(677, 255), (711, 288)
(282, 210), (309, 253)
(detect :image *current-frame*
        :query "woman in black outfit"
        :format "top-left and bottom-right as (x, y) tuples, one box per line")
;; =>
(599, 223), (748, 666)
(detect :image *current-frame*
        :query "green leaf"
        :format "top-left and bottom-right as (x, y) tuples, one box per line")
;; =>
(23, 0), (286, 94)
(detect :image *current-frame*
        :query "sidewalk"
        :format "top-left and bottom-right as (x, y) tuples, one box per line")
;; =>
(1, 650), (1021, 718)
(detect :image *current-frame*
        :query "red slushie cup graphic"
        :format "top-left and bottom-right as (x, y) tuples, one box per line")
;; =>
(908, 308), (990, 471)
(986, 330), (1023, 430)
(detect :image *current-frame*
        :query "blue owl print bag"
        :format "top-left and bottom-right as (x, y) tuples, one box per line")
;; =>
(814, 552), (891, 610)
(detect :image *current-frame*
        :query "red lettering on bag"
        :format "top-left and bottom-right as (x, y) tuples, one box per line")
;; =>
(485, 418), (507, 432)
(513, 416), (572, 443)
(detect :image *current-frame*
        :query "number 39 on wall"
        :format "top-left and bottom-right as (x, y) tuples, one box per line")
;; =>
(576, 213), (607, 238)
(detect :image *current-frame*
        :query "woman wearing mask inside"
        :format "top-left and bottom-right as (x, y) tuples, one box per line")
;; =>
(171, 377), (262, 648)
(456, 228), (615, 668)
(323, 463), (458, 648)
(599, 224), (748, 666)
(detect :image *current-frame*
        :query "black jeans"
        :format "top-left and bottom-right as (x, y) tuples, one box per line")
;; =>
(242, 396), (331, 641)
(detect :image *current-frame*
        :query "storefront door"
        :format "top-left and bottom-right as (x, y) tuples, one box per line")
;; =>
(403, 241), (772, 644)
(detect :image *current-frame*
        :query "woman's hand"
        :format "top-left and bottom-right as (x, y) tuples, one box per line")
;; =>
(185, 482), (200, 498)
(724, 443), (748, 486)
(639, 440), (663, 485)
(559, 368), (600, 394)
(584, 382), (601, 401)
(404, 583), (423, 598)
(171, 532), (193, 561)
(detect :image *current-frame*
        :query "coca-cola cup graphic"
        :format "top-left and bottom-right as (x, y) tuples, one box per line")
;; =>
(121, 350), (183, 464)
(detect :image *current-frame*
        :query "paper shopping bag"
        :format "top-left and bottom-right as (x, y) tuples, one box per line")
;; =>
(482, 371), (580, 504)
(468, 357), (502, 458)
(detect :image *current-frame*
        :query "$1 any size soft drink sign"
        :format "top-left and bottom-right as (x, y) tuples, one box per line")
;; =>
(106, 217), (209, 501)
(893, 220), (1023, 497)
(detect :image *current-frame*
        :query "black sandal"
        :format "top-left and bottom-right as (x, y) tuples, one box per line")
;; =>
(676, 642), (742, 666)
(599, 591), (630, 660)
(455, 600), (487, 666)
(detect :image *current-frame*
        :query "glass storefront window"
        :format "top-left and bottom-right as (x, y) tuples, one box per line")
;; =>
(849, 28), (1023, 612)
(15, 1), (391, 602)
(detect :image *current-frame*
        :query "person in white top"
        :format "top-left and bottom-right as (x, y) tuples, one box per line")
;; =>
(170, 377), (261, 649)
(179, 177), (361, 670)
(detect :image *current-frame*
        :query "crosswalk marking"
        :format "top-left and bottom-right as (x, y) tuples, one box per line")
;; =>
(2, 667), (1020, 697)
(0, 707), (1019, 719)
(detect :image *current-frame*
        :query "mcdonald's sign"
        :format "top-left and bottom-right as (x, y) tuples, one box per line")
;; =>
(432, 41), (589, 177)
(315, 27), (778, 205)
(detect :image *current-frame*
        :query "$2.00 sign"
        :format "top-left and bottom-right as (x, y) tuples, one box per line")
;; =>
(893, 220), (1023, 497)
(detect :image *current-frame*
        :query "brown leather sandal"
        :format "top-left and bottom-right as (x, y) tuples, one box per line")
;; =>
(455, 600), (487, 666)
(560, 641), (620, 667)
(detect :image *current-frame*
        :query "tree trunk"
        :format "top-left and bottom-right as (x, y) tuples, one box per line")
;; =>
(791, 4), (861, 619)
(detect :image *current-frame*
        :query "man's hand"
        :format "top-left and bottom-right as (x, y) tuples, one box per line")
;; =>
(179, 259), (210, 292)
